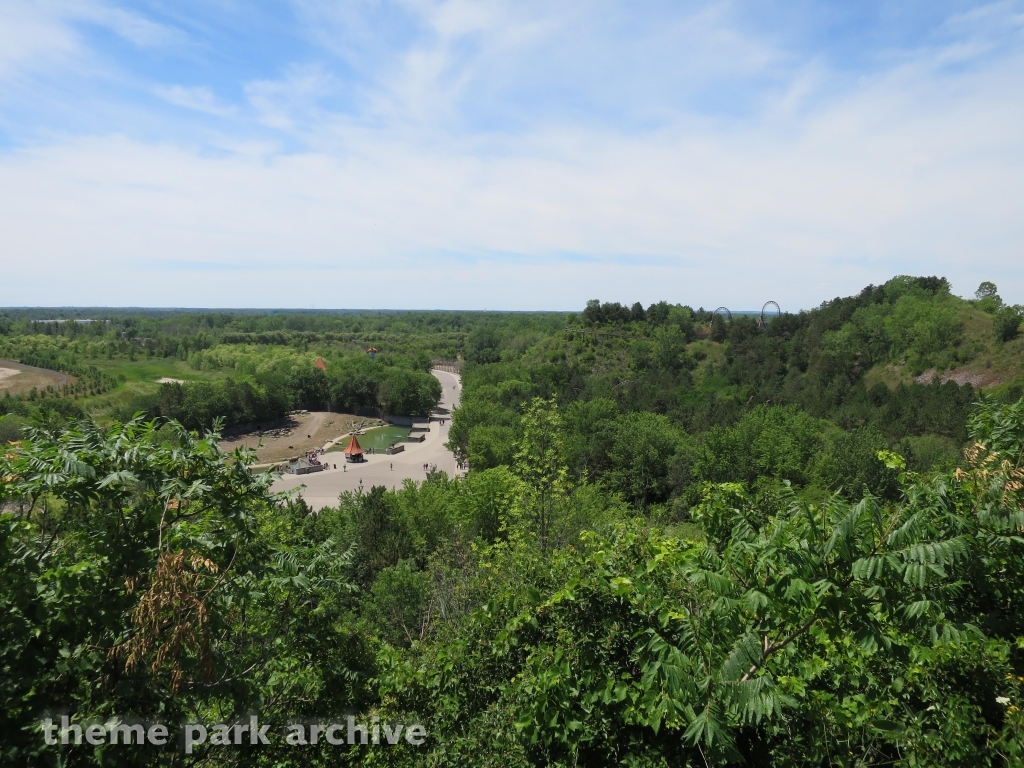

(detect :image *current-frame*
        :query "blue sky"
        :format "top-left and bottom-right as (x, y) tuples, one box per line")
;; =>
(1, 0), (1022, 310)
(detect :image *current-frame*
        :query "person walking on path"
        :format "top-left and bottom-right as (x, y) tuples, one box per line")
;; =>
(390, 462), (393, 471)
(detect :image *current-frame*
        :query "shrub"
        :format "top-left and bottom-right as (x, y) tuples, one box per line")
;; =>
(994, 306), (1023, 342)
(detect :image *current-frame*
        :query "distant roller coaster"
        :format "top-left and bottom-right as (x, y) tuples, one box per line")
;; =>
(759, 301), (781, 329)
(711, 307), (732, 325)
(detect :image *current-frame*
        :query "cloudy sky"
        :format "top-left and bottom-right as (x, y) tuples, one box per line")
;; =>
(1, 0), (1022, 310)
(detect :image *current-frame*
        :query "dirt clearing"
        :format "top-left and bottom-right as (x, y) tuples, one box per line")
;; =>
(0, 359), (67, 395)
(218, 411), (388, 464)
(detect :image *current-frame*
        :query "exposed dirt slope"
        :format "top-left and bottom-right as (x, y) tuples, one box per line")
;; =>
(218, 411), (386, 464)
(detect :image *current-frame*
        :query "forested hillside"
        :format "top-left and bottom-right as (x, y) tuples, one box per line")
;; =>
(450, 276), (1023, 509)
(2, 277), (1023, 767)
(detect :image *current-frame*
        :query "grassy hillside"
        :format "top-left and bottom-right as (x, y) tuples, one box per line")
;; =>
(863, 301), (1024, 395)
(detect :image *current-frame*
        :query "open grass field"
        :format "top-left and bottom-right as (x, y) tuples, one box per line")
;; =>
(70, 381), (163, 423)
(67, 357), (226, 423)
(86, 356), (221, 384)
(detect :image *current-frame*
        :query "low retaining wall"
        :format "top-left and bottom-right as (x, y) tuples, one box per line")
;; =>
(386, 444), (406, 455)
(284, 463), (326, 475)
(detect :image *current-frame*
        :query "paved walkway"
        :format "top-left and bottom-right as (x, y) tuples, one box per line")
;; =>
(270, 369), (462, 510)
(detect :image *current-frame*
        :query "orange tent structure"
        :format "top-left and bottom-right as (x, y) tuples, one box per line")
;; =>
(314, 357), (327, 370)
(342, 434), (366, 462)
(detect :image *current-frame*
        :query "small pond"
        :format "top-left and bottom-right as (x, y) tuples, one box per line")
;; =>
(330, 424), (412, 453)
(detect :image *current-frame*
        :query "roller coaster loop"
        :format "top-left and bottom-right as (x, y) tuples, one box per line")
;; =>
(759, 301), (781, 329)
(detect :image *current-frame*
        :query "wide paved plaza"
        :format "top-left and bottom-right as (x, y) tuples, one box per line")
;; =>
(270, 369), (462, 510)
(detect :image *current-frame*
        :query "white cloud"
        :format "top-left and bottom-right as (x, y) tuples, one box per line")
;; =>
(78, 4), (184, 48)
(244, 65), (337, 130)
(3, 39), (1024, 309)
(0, 1), (184, 84)
(0, 1), (80, 80)
(156, 85), (235, 117)
(287, 0), (782, 130)
(1, 1), (1023, 309)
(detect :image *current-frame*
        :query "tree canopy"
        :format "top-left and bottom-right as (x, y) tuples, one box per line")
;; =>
(2, 277), (1024, 766)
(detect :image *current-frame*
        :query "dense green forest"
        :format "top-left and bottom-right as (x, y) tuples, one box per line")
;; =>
(0, 317), (479, 431)
(2, 276), (1024, 766)
(450, 277), (1022, 508)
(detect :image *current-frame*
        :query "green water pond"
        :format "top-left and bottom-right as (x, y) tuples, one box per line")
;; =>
(329, 424), (412, 453)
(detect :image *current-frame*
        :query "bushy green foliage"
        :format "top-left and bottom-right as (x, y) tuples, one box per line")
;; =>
(4, 278), (1023, 767)
(994, 306), (1023, 342)
(668, 406), (898, 504)
(0, 413), (27, 443)
(0, 309), (528, 428)
(367, 559), (431, 647)
(464, 327), (502, 364)
(377, 367), (444, 415)
(969, 282), (1022, 342)
(4, 396), (1024, 766)
(375, 402), (1024, 767)
(138, 377), (290, 430)
(606, 410), (681, 510)
(825, 284), (964, 372)
(0, 418), (377, 766)
(897, 433), (963, 473)
(447, 276), (992, 511)
(106, 349), (443, 429)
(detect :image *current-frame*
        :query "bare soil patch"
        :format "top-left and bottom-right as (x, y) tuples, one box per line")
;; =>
(0, 359), (67, 395)
(914, 361), (1021, 389)
(219, 411), (387, 465)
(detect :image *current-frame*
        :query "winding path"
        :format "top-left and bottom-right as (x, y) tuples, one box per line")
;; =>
(270, 369), (462, 510)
